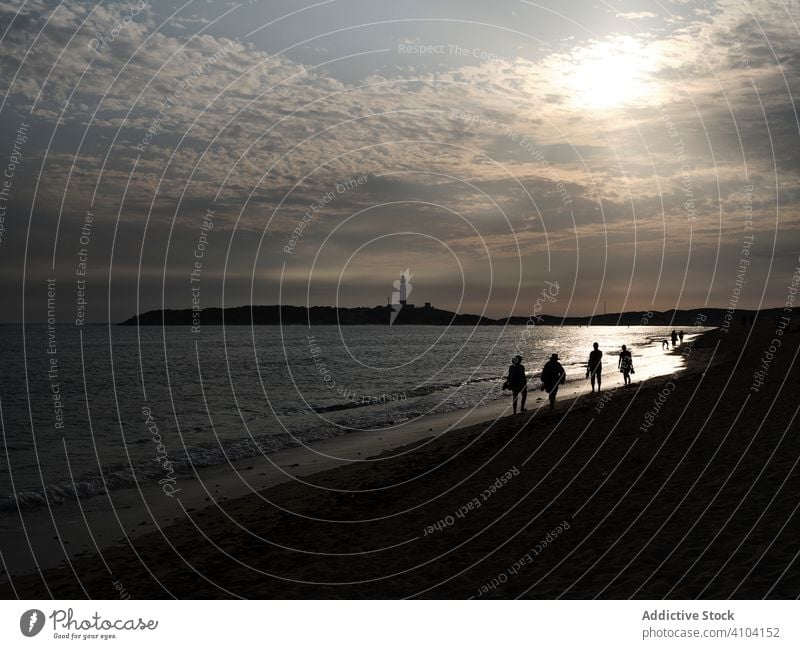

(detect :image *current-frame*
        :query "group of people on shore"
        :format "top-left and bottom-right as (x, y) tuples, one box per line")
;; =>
(503, 342), (636, 415)
(662, 329), (685, 349)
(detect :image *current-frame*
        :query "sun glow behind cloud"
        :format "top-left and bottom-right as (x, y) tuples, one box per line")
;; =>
(560, 36), (659, 109)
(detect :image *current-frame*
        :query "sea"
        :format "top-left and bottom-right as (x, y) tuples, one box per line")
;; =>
(0, 324), (709, 514)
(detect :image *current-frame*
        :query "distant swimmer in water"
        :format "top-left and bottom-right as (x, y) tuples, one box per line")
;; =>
(541, 353), (566, 410)
(505, 354), (528, 415)
(586, 342), (603, 393)
(671, 330), (678, 348)
(618, 344), (634, 386)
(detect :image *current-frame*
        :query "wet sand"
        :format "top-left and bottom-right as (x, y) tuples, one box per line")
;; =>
(2, 322), (799, 598)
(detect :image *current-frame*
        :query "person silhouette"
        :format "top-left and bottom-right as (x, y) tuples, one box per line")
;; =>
(586, 342), (603, 393)
(662, 338), (669, 350)
(618, 344), (634, 386)
(671, 330), (678, 348)
(506, 355), (528, 415)
(541, 353), (566, 410)
(679, 330), (685, 344)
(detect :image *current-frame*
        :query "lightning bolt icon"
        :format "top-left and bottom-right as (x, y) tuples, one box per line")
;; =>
(28, 611), (37, 632)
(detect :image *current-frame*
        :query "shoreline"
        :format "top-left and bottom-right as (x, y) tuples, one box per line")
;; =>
(0, 330), (714, 584)
(5, 323), (799, 598)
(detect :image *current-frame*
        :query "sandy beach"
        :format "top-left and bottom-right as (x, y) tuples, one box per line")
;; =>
(2, 321), (798, 599)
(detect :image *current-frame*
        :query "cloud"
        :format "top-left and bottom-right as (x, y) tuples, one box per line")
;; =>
(616, 11), (660, 20)
(0, 0), (798, 317)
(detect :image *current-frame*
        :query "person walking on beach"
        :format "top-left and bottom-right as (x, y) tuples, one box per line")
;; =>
(662, 338), (669, 350)
(541, 353), (566, 410)
(618, 344), (634, 386)
(505, 355), (528, 415)
(671, 330), (678, 348)
(586, 342), (603, 393)
(679, 330), (685, 344)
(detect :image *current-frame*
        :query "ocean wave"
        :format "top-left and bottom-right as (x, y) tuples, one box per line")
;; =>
(0, 382), (511, 513)
(0, 428), (342, 513)
(307, 375), (502, 413)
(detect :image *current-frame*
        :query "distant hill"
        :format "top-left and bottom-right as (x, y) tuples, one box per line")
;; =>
(121, 304), (495, 326)
(118, 304), (798, 327)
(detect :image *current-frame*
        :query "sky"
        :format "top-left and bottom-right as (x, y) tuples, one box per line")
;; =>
(0, 0), (798, 322)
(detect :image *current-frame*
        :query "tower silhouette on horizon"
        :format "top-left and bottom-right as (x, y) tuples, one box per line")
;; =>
(399, 273), (407, 305)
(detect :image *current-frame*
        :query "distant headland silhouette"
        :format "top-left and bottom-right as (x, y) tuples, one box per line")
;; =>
(118, 304), (792, 327)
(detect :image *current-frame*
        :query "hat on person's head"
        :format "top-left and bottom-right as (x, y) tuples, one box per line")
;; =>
(512, 354), (522, 364)
(550, 353), (559, 360)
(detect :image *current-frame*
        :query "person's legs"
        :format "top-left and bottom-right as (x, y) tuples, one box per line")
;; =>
(549, 386), (558, 409)
(512, 390), (519, 414)
(520, 387), (527, 411)
(590, 373), (596, 393)
(597, 371), (602, 391)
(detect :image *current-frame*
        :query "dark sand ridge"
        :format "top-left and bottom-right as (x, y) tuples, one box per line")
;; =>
(1, 322), (798, 598)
